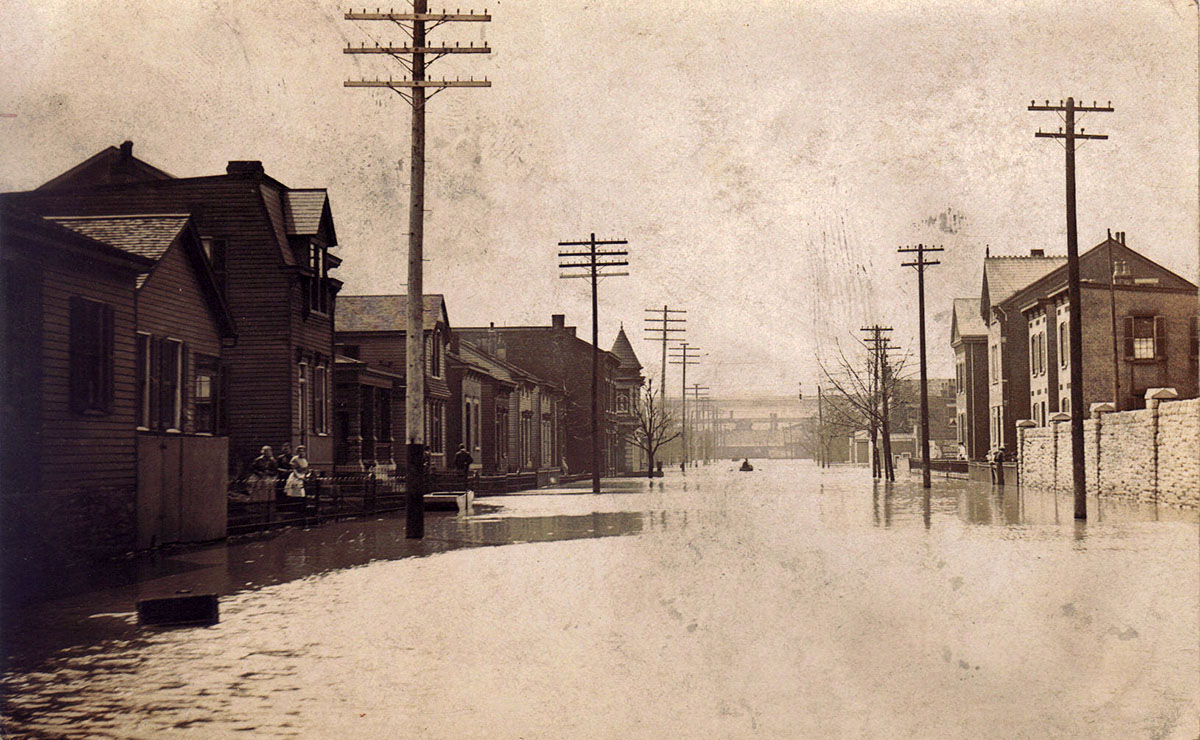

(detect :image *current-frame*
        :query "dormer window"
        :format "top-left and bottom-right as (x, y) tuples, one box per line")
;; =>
(308, 241), (329, 314)
(200, 236), (227, 295)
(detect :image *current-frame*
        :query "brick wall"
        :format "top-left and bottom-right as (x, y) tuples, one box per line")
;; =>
(1017, 398), (1199, 506)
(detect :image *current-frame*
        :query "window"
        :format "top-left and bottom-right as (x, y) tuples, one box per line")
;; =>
(313, 363), (328, 434)
(136, 334), (185, 430)
(307, 242), (329, 314)
(69, 297), (114, 415)
(430, 331), (442, 377)
(298, 362), (309, 443)
(464, 398), (472, 452)
(1030, 335), (1037, 376)
(1124, 316), (1165, 361)
(1058, 321), (1069, 368)
(201, 237), (227, 295)
(136, 333), (152, 428)
(194, 354), (221, 434)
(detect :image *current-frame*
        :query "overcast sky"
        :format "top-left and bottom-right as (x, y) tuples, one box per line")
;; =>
(3, 0), (1196, 395)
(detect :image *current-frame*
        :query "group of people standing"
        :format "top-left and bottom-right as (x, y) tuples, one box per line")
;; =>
(249, 444), (310, 501)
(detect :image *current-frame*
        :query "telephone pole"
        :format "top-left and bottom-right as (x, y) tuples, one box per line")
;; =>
(686, 383), (710, 465)
(862, 325), (896, 482)
(559, 234), (629, 493)
(644, 306), (686, 407)
(668, 342), (702, 469)
(344, 4), (492, 539)
(898, 243), (942, 489)
(1029, 97), (1113, 520)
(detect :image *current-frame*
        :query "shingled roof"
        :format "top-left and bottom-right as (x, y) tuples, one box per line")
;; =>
(951, 298), (986, 339)
(283, 189), (329, 236)
(47, 214), (190, 263)
(983, 255), (1066, 307)
(610, 326), (641, 370)
(337, 294), (447, 333)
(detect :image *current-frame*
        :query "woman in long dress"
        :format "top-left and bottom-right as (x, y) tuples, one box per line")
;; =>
(284, 445), (309, 498)
(250, 445), (277, 501)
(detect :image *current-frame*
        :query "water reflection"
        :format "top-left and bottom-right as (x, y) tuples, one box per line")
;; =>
(1, 462), (1195, 740)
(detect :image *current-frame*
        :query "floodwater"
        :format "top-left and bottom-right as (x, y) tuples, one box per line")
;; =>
(2, 462), (1197, 739)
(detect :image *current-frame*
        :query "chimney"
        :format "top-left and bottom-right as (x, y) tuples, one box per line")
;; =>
(226, 160), (265, 177)
(1029, 248), (1045, 258)
(551, 314), (565, 331)
(119, 140), (134, 159)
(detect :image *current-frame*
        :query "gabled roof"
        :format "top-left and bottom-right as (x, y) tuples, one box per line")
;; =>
(47, 215), (189, 263)
(0, 201), (156, 272)
(283, 189), (336, 244)
(337, 294), (448, 333)
(609, 326), (642, 370)
(982, 255), (1066, 308)
(37, 141), (174, 191)
(951, 298), (986, 339)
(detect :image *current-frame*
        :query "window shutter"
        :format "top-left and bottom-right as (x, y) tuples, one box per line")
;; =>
(180, 344), (189, 431)
(1123, 316), (1134, 359)
(101, 303), (114, 413)
(150, 335), (162, 426)
(135, 335), (146, 425)
(68, 296), (85, 413)
(1155, 316), (1167, 360)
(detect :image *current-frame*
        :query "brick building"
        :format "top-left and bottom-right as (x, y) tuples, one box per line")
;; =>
(959, 233), (1197, 457)
(950, 298), (989, 460)
(457, 315), (623, 477)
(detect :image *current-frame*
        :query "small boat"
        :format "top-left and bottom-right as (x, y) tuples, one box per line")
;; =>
(739, 460), (754, 472)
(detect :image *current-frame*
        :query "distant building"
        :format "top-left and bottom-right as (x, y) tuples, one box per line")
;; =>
(950, 298), (989, 461)
(609, 326), (646, 474)
(980, 249), (1067, 454)
(334, 294), (453, 472)
(457, 315), (624, 477)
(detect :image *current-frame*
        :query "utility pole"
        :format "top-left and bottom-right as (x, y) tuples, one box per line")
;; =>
(862, 325), (896, 482)
(898, 243), (942, 489)
(668, 342), (702, 469)
(1030, 97), (1113, 520)
(1106, 229), (1121, 410)
(344, 4), (492, 540)
(817, 384), (826, 467)
(686, 383), (710, 466)
(559, 234), (629, 493)
(644, 306), (686, 407)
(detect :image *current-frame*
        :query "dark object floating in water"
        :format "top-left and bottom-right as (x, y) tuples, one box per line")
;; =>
(137, 592), (219, 627)
(739, 460), (754, 472)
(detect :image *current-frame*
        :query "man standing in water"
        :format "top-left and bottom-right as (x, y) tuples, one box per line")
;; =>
(454, 444), (473, 492)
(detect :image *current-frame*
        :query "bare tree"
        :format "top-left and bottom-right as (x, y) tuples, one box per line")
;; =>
(621, 379), (681, 478)
(818, 338), (911, 481)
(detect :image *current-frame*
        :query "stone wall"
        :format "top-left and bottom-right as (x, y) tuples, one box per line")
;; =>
(1017, 398), (1199, 506)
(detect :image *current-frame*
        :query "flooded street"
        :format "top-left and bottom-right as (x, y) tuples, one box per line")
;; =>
(2, 461), (1197, 739)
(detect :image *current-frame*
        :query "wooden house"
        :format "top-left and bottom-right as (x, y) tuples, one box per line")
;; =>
(47, 214), (236, 549)
(334, 294), (453, 471)
(1, 204), (149, 599)
(7, 143), (343, 473)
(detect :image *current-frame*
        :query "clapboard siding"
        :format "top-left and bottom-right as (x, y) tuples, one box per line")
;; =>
(8, 171), (340, 471)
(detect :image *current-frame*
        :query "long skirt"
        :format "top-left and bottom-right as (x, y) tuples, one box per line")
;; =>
(285, 471), (307, 498)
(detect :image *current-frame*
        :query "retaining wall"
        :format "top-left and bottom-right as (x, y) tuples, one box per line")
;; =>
(1017, 398), (1199, 507)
